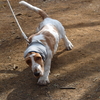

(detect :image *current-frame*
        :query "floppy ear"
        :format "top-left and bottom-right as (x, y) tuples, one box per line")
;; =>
(25, 57), (32, 67)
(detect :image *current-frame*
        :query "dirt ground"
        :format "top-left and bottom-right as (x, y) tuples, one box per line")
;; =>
(0, 0), (100, 100)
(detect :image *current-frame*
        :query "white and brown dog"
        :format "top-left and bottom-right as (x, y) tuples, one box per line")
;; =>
(19, 1), (73, 85)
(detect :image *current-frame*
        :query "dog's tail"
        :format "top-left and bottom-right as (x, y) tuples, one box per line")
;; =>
(19, 1), (49, 19)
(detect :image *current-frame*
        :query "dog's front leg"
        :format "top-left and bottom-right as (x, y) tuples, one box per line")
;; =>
(37, 58), (51, 85)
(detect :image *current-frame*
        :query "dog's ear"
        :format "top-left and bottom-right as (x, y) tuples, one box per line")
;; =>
(25, 57), (32, 67)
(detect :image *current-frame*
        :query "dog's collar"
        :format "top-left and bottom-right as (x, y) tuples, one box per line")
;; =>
(24, 40), (47, 61)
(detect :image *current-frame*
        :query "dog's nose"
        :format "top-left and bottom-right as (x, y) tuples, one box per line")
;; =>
(34, 72), (40, 77)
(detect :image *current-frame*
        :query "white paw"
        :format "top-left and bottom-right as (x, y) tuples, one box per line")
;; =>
(37, 76), (50, 85)
(66, 40), (73, 50)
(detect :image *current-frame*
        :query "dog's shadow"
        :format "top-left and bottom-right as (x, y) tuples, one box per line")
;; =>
(0, 40), (100, 100)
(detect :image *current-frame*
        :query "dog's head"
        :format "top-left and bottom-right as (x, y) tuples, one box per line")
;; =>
(25, 52), (44, 78)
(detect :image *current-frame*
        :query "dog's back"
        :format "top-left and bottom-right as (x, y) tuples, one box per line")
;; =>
(37, 17), (65, 38)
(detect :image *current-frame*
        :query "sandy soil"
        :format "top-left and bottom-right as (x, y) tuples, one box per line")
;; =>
(0, 0), (100, 100)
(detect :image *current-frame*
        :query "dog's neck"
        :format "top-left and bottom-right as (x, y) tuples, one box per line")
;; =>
(24, 40), (47, 61)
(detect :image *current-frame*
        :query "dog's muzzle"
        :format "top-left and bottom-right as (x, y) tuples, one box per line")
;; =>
(34, 72), (40, 77)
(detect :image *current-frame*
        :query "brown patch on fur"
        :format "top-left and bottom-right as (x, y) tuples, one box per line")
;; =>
(42, 31), (56, 54)
(28, 34), (37, 43)
(27, 25), (56, 54)
(25, 53), (32, 67)
(28, 25), (53, 43)
(28, 29), (44, 43)
(38, 10), (49, 19)
(40, 40), (46, 45)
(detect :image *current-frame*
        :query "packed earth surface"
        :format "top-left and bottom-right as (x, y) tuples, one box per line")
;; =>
(0, 0), (100, 100)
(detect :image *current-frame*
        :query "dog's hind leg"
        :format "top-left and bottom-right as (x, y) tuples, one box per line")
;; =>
(61, 29), (73, 50)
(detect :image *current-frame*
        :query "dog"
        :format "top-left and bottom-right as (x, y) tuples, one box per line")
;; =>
(19, 1), (73, 85)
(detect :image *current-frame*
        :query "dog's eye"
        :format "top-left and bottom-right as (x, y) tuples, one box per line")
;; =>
(35, 57), (41, 61)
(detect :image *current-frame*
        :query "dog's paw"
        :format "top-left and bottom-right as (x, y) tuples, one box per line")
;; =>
(37, 77), (50, 85)
(66, 40), (74, 51)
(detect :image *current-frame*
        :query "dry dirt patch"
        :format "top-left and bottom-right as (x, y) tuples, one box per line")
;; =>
(0, 0), (100, 100)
